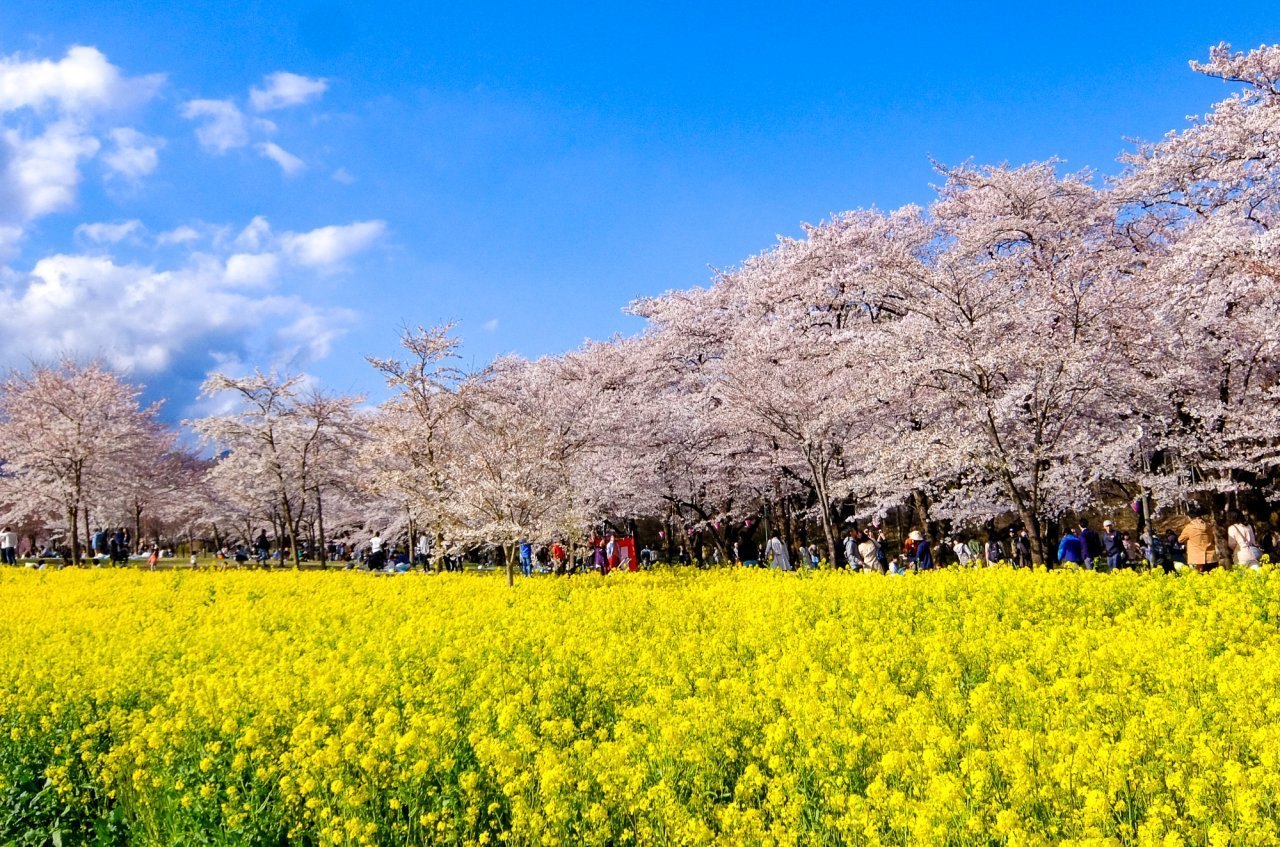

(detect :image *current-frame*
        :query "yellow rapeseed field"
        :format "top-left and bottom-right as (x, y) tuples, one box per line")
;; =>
(1, 567), (1279, 847)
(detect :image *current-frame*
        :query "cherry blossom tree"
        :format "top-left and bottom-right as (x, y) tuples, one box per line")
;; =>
(192, 372), (364, 564)
(446, 357), (566, 584)
(93, 423), (208, 552)
(362, 324), (467, 570)
(1119, 42), (1280, 528)
(0, 360), (163, 563)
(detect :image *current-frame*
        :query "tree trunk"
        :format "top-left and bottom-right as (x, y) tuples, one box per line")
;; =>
(315, 486), (328, 567)
(67, 504), (82, 564)
(1206, 493), (1231, 567)
(280, 495), (299, 568)
(1015, 503), (1047, 567)
(506, 543), (515, 587)
(83, 508), (92, 561)
(134, 502), (144, 559)
(995, 468), (1047, 566)
(911, 490), (931, 538)
(804, 450), (840, 568)
(782, 497), (797, 564)
(670, 506), (680, 568)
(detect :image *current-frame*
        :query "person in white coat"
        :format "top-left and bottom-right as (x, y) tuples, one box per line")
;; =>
(1227, 511), (1261, 567)
(858, 534), (882, 573)
(765, 534), (791, 571)
(0, 526), (16, 565)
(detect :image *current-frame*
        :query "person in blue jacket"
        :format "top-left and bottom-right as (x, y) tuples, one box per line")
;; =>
(519, 537), (534, 577)
(909, 530), (934, 570)
(1057, 526), (1085, 567)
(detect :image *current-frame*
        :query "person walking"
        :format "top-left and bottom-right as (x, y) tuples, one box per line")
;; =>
(254, 530), (271, 567)
(910, 530), (934, 571)
(1101, 520), (1128, 570)
(1057, 526), (1086, 567)
(951, 536), (972, 566)
(0, 527), (15, 565)
(859, 533), (883, 572)
(765, 533), (791, 571)
(1079, 519), (1104, 569)
(368, 532), (386, 571)
(1122, 532), (1143, 567)
(1011, 528), (1033, 568)
(114, 528), (131, 566)
(1178, 504), (1218, 572)
(518, 537), (533, 577)
(1227, 511), (1262, 568)
(983, 534), (1004, 567)
(874, 528), (890, 572)
(843, 527), (860, 571)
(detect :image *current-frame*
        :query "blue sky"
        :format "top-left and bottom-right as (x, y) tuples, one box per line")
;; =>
(1, 2), (1278, 415)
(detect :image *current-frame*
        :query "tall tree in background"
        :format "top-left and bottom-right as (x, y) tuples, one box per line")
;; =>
(1120, 43), (1280, 521)
(0, 360), (161, 562)
(193, 372), (363, 565)
(363, 324), (466, 570)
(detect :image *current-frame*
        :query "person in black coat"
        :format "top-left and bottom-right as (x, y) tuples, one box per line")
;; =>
(1079, 519), (1104, 569)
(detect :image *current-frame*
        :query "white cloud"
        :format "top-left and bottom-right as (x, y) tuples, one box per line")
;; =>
(75, 219), (143, 244)
(221, 217), (386, 272)
(331, 167), (355, 184)
(102, 127), (163, 179)
(275, 310), (344, 362)
(279, 220), (386, 270)
(483, 318), (499, 332)
(0, 225), (23, 261)
(0, 47), (162, 227)
(0, 45), (163, 116)
(224, 252), (279, 286)
(0, 213), (383, 389)
(249, 72), (328, 112)
(157, 225), (201, 246)
(0, 250), (354, 379)
(234, 216), (273, 251)
(1, 120), (100, 219)
(256, 141), (305, 175)
(181, 99), (248, 153)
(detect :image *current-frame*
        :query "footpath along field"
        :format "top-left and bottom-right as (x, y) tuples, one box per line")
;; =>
(1, 569), (1279, 847)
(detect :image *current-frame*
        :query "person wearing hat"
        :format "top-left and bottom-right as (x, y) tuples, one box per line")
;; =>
(1101, 520), (1128, 570)
(909, 530), (934, 571)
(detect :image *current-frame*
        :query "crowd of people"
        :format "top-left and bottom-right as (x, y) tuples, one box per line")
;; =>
(748, 505), (1270, 574)
(5, 504), (1271, 577)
